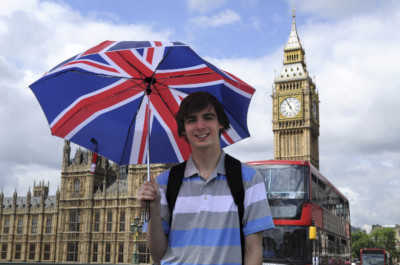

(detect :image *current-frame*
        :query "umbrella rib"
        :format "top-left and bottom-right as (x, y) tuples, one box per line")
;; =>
(114, 51), (151, 82)
(151, 72), (216, 92)
(33, 70), (131, 85)
(119, 94), (147, 164)
(154, 72), (215, 84)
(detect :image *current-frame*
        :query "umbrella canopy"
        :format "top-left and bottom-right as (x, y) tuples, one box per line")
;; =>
(30, 41), (255, 165)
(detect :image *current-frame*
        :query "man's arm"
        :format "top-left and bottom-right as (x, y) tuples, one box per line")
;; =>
(138, 176), (168, 264)
(244, 232), (263, 265)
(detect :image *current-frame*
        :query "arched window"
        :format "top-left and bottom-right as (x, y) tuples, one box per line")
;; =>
(74, 179), (81, 193)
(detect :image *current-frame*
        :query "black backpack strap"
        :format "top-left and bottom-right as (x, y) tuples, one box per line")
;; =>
(166, 161), (187, 226)
(224, 154), (245, 263)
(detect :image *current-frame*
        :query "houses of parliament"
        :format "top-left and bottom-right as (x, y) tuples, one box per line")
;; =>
(0, 140), (171, 264)
(0, 10), (320, 264)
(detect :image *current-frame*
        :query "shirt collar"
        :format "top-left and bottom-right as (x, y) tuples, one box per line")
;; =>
(184, 150), (226, 179)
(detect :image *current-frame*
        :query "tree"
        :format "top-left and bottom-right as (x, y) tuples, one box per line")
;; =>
(351, 231), (374, 259)
(352, 227), (399, 262)
(370, 227), (398, 257)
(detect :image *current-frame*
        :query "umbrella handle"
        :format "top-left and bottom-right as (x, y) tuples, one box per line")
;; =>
(144, 161), (151, 222)
(145, 93), (151, 221)
(145, 201), (151, 222)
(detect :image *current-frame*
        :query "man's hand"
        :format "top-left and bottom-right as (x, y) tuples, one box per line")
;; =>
(137, 174), (161, 211)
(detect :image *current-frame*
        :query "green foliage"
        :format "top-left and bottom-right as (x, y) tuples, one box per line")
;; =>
(352, 227), (399, 260)
(370, 227), (397, 256)
(351, 231), (374, 259)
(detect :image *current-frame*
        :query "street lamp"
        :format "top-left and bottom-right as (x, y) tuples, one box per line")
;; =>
(130, 217), (142, 265)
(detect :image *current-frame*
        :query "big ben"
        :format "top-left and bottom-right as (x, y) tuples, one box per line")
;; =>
(272, 8), (320, 169)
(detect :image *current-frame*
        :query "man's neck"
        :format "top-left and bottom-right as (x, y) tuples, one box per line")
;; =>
(191, 147), (222, 180)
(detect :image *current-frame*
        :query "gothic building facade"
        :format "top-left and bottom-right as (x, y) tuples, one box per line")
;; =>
(0, 140), (170, 264)
(272, 8), (320, 169)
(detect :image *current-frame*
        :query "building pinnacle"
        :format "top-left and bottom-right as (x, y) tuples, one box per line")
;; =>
(292, 4), (296, 21)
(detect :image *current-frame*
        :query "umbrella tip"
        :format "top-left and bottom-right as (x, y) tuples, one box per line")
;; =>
(144, 76), (156, 84)
(144, 76), (157, 95)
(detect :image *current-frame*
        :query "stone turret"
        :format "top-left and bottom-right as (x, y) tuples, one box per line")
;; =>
(0, 190), (3, 214)
(33, 180), (49, 199)
(63, 140), (71, 171)
(13, 189), (17, 208)
(27, 188), (31, 206)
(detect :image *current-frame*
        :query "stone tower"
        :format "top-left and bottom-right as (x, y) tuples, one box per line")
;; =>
(272, 7), (320, 169)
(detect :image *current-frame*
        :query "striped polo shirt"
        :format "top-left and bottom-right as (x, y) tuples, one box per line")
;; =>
(147, 151), (274, 265)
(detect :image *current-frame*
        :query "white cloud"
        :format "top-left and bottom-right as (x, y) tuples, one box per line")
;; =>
(0, 163), (61, 197)
(208, 51), (282, 162)
(300, 9), (400, 158)
(189, 9), (241, 28)
(185, 0), (227, 13)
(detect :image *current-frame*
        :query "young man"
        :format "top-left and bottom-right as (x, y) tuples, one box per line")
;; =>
(138, 91), (274, 265)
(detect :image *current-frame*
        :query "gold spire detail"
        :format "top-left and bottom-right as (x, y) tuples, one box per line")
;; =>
(292, 4), (296, 20)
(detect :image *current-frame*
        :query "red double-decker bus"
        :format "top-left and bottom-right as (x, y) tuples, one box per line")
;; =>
(247, 160), (351, 265)
(360, 249), (392, 265)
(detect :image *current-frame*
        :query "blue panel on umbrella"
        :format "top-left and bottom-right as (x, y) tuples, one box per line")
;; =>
(157, 46), (205, 71)
(149, 118), (180, 163)
(31, 72), (125, 124)
(108, 41), (152, 51)
(79, 54), (110, 64)
(68, 95), (144, 164)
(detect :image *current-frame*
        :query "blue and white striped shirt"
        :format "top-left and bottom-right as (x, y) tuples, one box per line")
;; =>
(147, 152), (274, 265)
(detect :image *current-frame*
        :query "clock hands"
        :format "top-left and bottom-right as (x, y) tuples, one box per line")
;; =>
(281, 97), (300, 118)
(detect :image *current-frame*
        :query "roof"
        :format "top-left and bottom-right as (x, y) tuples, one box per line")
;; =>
(275, 62), (307, 81)
(285, 8), (302, 51)
(2, 195), (57, 209)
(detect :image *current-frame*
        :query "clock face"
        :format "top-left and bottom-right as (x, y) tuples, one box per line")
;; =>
(280, 97), (301, 118)
(313, 100), (318, 119)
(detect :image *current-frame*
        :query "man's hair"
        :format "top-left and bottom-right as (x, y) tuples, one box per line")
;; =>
(176, 91), (230, 137)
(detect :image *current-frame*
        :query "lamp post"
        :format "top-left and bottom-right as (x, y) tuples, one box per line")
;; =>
(130, 217), (142, 265)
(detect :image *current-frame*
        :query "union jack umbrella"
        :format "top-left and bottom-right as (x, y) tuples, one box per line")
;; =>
(30, 41), (255, 172)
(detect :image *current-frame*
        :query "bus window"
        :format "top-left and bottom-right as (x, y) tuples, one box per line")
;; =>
(255, 164), (306, 219)
(256, 165), (306, 199)
(262, 226), (312, 263)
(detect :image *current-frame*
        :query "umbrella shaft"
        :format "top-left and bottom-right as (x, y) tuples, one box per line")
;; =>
(146, 94), (151, 182)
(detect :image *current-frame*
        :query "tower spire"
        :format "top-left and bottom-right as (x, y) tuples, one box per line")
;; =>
(292, 4), (296, 22)
(285, 4), (302, 51)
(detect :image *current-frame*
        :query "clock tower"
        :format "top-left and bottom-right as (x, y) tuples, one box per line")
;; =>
(272, 8), (320, 169)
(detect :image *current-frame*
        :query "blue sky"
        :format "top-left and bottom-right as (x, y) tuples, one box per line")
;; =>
(1, 0), (400, 230)
(53, 0), (292, 58)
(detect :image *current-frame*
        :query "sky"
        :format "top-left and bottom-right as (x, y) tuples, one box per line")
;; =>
(1, 0), (399, 230)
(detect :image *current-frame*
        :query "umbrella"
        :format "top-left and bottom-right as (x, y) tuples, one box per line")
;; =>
(30, 40), (255, 179)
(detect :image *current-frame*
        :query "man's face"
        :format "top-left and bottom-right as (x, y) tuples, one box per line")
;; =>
(182, 105), (223, 151)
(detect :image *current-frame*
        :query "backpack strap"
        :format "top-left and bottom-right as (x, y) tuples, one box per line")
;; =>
(166, 161), (187, 226)
(224, 154), (245, 263)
